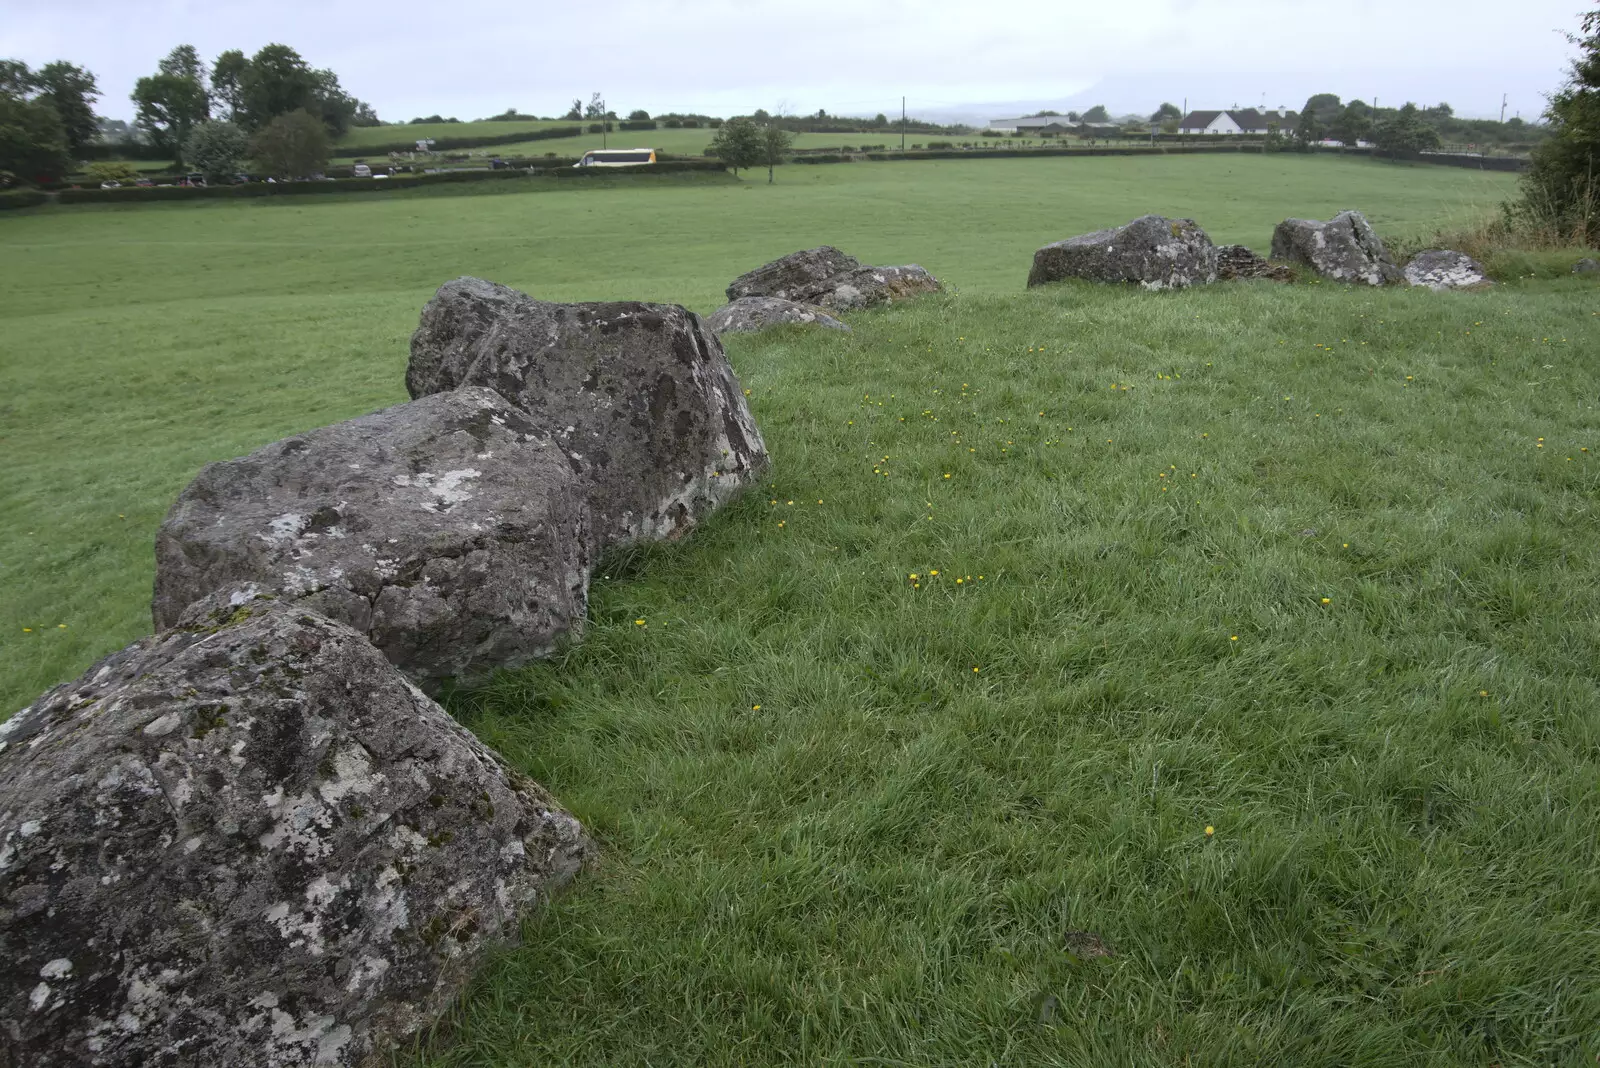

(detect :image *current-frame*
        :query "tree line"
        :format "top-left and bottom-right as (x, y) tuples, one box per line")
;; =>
(1, 42), (376, 184)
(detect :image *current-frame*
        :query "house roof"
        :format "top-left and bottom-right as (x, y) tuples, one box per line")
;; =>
(1179, 108), (1299, 131)
(1179, 110), (1223, 128)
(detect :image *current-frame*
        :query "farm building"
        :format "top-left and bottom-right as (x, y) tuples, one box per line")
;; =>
(1178, 108), (1297, 134)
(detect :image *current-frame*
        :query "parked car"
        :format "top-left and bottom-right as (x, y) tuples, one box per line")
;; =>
(352, 163), (372, 178)
(99, 180), (121, 189)
(135, 178), (154, 187)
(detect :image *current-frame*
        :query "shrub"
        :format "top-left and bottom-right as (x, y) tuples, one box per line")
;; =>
(0, 188), (48, 209)
(184, 121), (250, 181)
(250, 109), (331, 178)
(664, 118), (682, 128)
(84, 161), (141, 184)
(619, 120), (657, 131)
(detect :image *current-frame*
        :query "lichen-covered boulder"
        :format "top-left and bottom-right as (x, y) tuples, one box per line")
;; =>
(823, 264), (942, 309)
(1573, 257), (1598, 274)
(1270, 210), (1403, 285)
(705, 296), (851, 336)
(152, 386), (591, 687)
(1216, 244), (1293, 282)
(725, 246), (861, 303)
(1403, 249), (1491, 290)
(724, 248), (942, 309)
(0, 605), (588, 1068)
(407, 277), (768, 548)
(1026, 215), (1218, 290)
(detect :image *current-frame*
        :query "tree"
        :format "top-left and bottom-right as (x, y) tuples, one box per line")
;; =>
(1523, 3), (1600, 240)
(1329, 99), (1373, 145)
(84, 160), (138, 184)
(1372, 102), (1440, 158)
(708, 116), (762, 173)
(249, 108), (330, 178)
(1295, 93), (1342, 143)
(1081, 104), (1110, 123)
(33, 62), (99, 155)
(237, 44), (317, 130)
(760, 122), (793, 183)
(210, 50), (248, 121)
(1150, 102), (1182, 123)
(0, 67), (70, 184)
(132, 45), (210, 163)
(185, 120), (249, 180)
(585, 92), (605, 119)
(628, 109), (650, 121)
(563, 98), (582, 121)
(874, 113), (888, 126)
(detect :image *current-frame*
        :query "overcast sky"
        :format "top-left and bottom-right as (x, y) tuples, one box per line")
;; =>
(2, 0), (1587, 124)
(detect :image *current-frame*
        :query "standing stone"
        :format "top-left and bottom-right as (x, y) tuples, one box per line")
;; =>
(706, 296), (851, 336)
(1270, 210), (1403, 285)
(1403, 249), (1492, 290)
(1026, 215), (1219, 290)
(0, 605), (588, 1068)
(407, 277), (768, 548)
(1215, 244), (1293, 282)
(152, 386), (591, 687)
(724, 248), (942, 309)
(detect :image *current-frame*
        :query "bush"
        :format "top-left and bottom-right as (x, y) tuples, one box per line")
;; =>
(250, 109), (331, 178)
(619, 120), (657, 131)
(926, 141), (953, 149)
(0, 188), (48, 209)
(84, 161), (141, 184)
(184, 121), (250, 181)
(664, 119), (682, 128)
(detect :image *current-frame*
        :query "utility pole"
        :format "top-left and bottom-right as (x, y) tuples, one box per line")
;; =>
(1500, 94), (1508, 123)
(901, 96), (906, 152)
(601, 96), (607, 150)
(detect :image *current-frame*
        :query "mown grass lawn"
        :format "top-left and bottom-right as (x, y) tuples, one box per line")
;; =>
(3, 154), (1598, 1064)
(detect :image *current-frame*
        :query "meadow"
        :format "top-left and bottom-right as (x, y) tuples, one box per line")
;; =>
(332, 127), (863, 164)
(5, 153), (1600, 1064)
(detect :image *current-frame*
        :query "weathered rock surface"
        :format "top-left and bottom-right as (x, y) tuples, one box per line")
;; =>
(1574, 257), (1599, 274)
(0, 605), (588, 1068)
(152, 386), (591, 686)
(407, 277), (768, 547)
(1215, 244), (1294, 282)
(705, 296), (851, 336)
(725, 246), (860, 303)
(1026, 215), (1219, 290)
(1270, 210), (1403, 285)
(724, 247), (942, 309)
(1403, 249), (1492, 290)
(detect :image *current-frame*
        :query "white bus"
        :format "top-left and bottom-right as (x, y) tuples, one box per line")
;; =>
(574, 148), (657, 167)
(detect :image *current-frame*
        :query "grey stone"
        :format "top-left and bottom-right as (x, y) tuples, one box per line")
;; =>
(1574, 258), (1599, 274)
(407, 278), (768, 548)
(1270, 210), (1403, 285)
(724, 247), (942, 309)
(0, 604), (588, 1068)
(152, 386), (591, 687)
(1215, 244), (1293, 282)
(1403, 249), (1492, 290)
(725, 246), (861, 303)
(1027, 215), (1219, 290)
(706, 296), (851, 336)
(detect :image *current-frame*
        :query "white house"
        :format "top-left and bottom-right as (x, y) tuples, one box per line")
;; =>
(1177, 108), (1297, 135)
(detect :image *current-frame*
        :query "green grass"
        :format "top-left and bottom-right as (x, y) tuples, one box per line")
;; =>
(332, 129), (877, 164)
(5, 153), (1599, 1064)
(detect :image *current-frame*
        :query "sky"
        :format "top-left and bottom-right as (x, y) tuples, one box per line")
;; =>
(1, 0), (1588, 124)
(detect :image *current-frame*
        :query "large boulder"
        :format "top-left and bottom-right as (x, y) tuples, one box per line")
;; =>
(1403, 249), (1491, 291)
(0, 605), (588, 1068)
(1270, 210), (1403, 285)
(152, 386), (591, 687)
(706, 296), (851, 336)
(1573, 258), (1598, 274)
(724, 247), (941, 309)
(407, 278), (768, 548)
(1026, 215), (1218, 290)
(1215, 244), (1293, 282)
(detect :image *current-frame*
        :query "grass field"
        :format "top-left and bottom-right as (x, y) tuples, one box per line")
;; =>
(333, 129), (880, 164)
(6, 154), (1600, 1063)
